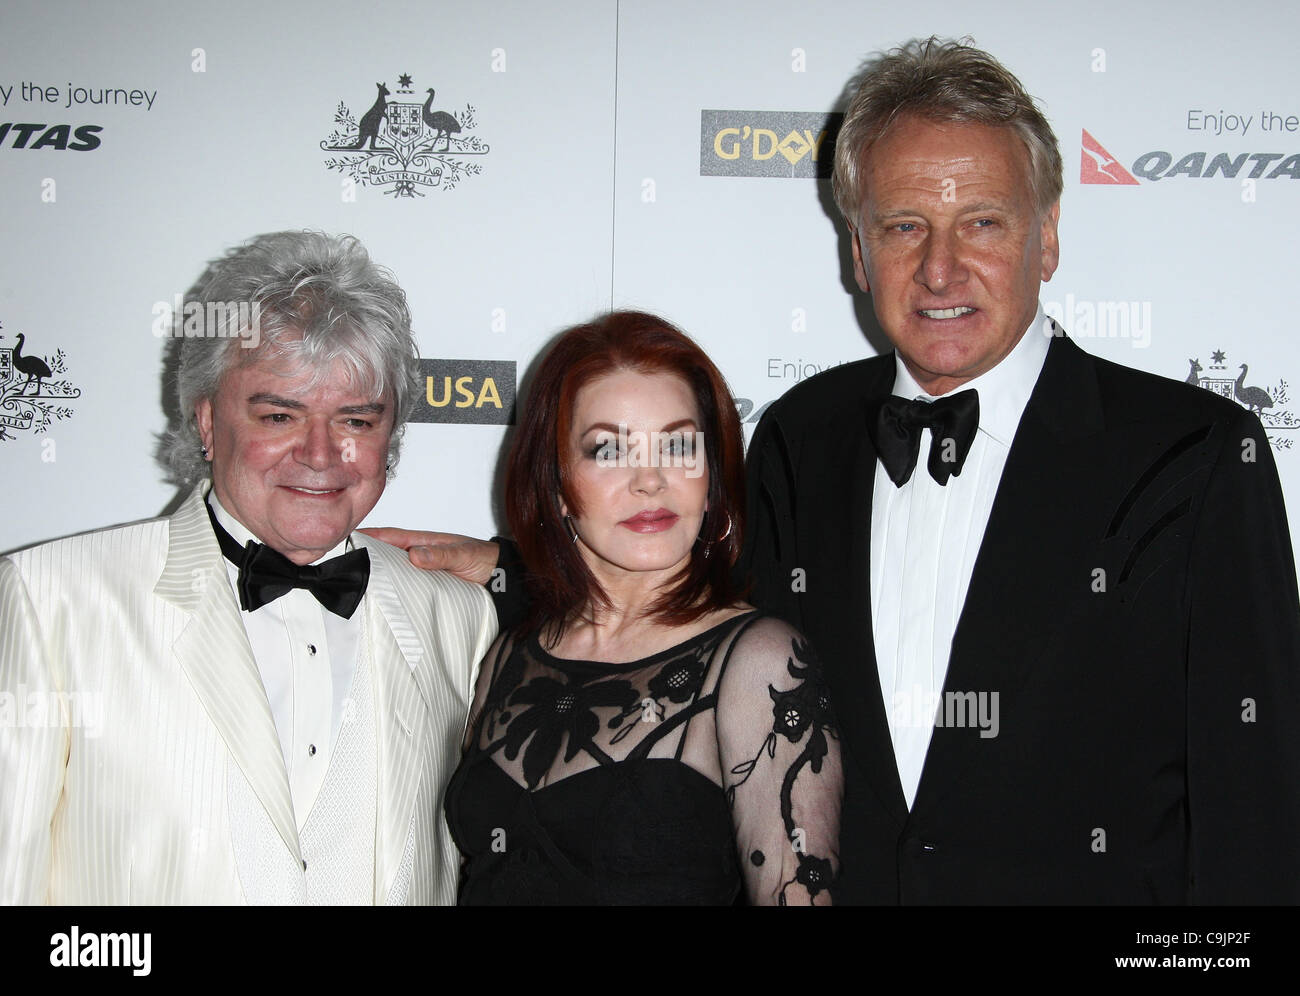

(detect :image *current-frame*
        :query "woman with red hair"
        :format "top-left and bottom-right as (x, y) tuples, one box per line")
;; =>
(444, 311), (841, 905)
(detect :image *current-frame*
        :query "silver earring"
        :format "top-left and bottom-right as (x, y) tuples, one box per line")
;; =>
(200, 446), (209, 458)
(564, 514), (579, 544)
(717, 513), (733, 543)
(702, 513), (732, 560)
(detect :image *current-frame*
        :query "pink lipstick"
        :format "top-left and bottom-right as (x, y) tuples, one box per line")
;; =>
(619, 509), (679, 533)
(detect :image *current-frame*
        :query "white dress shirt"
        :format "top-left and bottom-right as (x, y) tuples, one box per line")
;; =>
(209, 493), (362, 829)
(871, 305), (1051, 808)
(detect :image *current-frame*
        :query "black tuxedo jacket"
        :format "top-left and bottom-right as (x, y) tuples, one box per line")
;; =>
(740, 333), (1300, 904)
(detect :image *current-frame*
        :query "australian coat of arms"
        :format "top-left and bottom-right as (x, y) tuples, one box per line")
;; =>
(321, 73), (489, 197)
(1185, 350), (1297, 451)
(0, 323), (81, 442)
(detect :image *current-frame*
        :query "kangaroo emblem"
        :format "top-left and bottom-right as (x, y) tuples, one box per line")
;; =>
(350, 83), (390, 150)
(321, 72), (490, 196)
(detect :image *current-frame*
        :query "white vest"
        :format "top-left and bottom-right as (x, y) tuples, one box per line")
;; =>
(226, 619), (379, 904)
(300, 634), (378, 904)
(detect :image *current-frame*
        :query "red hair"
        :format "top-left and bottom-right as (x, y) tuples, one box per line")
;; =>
(506, 311), (746, 631)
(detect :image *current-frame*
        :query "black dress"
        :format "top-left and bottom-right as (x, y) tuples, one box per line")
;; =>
(444, 611), (841, 905)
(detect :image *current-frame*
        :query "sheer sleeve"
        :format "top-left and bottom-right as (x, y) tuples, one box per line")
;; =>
(462, 630), (520, 751)
(715, 616), (842, 905)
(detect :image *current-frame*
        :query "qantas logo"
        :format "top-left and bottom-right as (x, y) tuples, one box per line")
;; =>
(1081, 128), (1300, 184)
(1080, 130), (1138, 185)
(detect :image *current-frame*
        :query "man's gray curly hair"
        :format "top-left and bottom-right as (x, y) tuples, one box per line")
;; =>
(159, 231), (421, 486)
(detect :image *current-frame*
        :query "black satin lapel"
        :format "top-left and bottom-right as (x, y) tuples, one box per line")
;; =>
(911, 335), (1105, 816)
(801, 366), (908, 824)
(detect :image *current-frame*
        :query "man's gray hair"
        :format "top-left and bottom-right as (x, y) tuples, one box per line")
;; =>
(159, 231), (420, 486)
(832, 37), (1063, 222)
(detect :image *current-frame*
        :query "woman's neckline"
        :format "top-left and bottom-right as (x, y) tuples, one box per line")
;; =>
(528, 608), (760, 669)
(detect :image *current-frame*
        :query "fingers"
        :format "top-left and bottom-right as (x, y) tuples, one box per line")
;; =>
(407, 544), (462, 571)
(409, 539), (501, 585)
(359, 527), (460, 550)
(359, 527), (500, 583)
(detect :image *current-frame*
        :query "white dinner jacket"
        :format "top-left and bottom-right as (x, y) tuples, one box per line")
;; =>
(0, 485), (497, 905)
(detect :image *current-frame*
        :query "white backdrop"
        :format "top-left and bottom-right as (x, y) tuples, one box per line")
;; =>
(2, 0), (1297, 578)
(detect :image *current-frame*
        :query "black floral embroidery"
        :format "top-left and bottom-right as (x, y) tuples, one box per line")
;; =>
(768, 640), (835, 780)
(503, 674), (639, 788)
(728, 636), (839, 904)
(647, 648), (708, 704)
(459, 614), (841, 905)
(793, 855), (834, 897)
(480, 642), (527, 741)
(608, 644), (709, 743)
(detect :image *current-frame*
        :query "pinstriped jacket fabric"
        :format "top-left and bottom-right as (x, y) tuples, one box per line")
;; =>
(0, 485), (497, 905)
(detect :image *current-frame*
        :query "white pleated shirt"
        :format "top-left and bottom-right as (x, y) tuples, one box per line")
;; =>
(209, 494), (361, 829)
(870, 305), (1050, 808)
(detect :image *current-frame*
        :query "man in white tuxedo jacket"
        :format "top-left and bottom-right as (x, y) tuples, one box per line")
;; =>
(0, 231), (496, 905)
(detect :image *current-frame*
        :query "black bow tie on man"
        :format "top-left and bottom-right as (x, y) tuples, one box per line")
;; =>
(206, 502), (371, 618)
(868, 389), (980, 487)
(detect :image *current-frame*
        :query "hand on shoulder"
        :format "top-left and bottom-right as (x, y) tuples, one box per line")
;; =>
(360, 527), (500, 585)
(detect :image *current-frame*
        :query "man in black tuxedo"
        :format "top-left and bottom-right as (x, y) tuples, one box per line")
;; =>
(736, 37), (1300, 903)
(376, 37), (1300, 904)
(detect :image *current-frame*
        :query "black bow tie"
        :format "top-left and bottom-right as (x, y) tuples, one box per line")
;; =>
(868, 390), (980, 487)
(205, 502), (370, 618)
